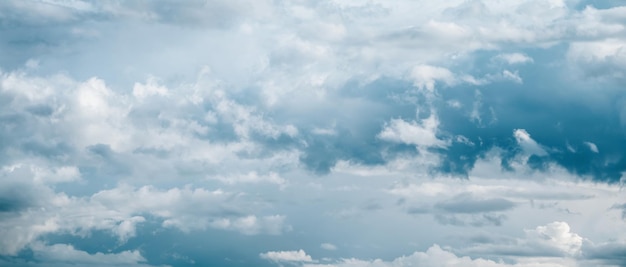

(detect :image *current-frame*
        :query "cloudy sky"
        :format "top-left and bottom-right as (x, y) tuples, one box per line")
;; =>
(1, 0), (626, 266)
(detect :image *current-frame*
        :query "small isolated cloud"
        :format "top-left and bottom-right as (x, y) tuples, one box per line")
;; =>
(514, 129), (547, 156)
(502, 70), (522, 83)
(495, 53), (534, 65)
(378, 114), (447, 148)
(320, 243), (337, 251)
(584, 142), (599, 153)
(208, 215), (288, 236)
(260, 249), (314, 263)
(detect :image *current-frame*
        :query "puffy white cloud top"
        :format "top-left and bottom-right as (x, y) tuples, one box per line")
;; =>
(0, 0), (625, 266)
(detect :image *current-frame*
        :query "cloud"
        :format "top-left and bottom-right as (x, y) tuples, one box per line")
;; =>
(260, 249), (314, 263)
(513, 129), (547, 156)
(210, 171), (287, 188)
(567, 38), (626, 80)
(261, 221), (620, 267)
(610, 203), (626, 219)
(434, 194), (516, 214)
(92, 185), (290, 235)
(526, 221), (583, 256)
(495, 53), (534, 65)
(0, 0), (95, 25)
(434, 213), (507, 227)
(461, 221), (584, 259)
(410, 65), (456, 92)
(403, 196), (513, 227)
(311, 245), (512, 267)
(320, 243), (338, 251)
(1, 1), (626, 266)
(378, 114), (447, 148)
(583, 142), (599, 153)
(28, 242), (152, 266)
(209, 215), (289, 236)
(403, 193), (518, 227)
(0, 241), (166, 267)
(582, 240), (626, 266)
(290, 244), (575, 267)
(0, 173), (289, 256)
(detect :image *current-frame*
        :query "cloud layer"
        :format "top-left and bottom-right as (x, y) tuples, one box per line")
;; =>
(0, 0), (625, 266)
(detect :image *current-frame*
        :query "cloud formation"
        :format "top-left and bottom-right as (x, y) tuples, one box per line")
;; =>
(0, 0), (625, 266)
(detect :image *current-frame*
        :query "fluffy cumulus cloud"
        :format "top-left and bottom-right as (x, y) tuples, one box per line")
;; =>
(260, 249), (314, 263)
(1, 0), (626, 266)
(300, 244), (575, 267)
(263, 221), (617, 267)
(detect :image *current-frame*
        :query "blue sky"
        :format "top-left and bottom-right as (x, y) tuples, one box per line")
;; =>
(1, 0), (626, 266)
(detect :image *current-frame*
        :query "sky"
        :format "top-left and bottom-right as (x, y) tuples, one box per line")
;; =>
(0, 0), (626, 266)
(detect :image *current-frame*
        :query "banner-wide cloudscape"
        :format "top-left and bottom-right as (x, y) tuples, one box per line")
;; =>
(1, 0), (625, 266)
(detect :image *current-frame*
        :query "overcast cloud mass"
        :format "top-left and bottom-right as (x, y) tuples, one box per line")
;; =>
(1, 0), (626, 266)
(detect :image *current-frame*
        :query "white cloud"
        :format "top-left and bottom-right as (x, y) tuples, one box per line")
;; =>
(0, 180), (289, 255)
(29, 242), (148, 266)
(513, 129), (547, 156)
(132, 77), (168, 99)
(270, 221), (618, 267)
(260, 249), (314, 263)
(209, 215), (288, 235)
(93, 185), (290, 235)
(0, 0), (95, 24)
(502, 70), (522, 83)
(584, 142), (599, 153)
(567, 38), (626, 80)
(1, 1), (626, 266)
(495, 53), (534, 65)
(459, 221), (588, 264)
(321, 243), (338, 251)
(525, 221), (583, 256)
(378, 114), (447, 148)
(297, 244), (574, 267)
(210, 171), (286, 188)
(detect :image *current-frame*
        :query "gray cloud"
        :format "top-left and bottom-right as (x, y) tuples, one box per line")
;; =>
(611, 203), (626, 219)
(582, 241), (626, 266)
(1, 1), (626, 266)
(435, 213), (507, 227)
(434, 194), (516, 214)
(404, 192), (516, 227)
